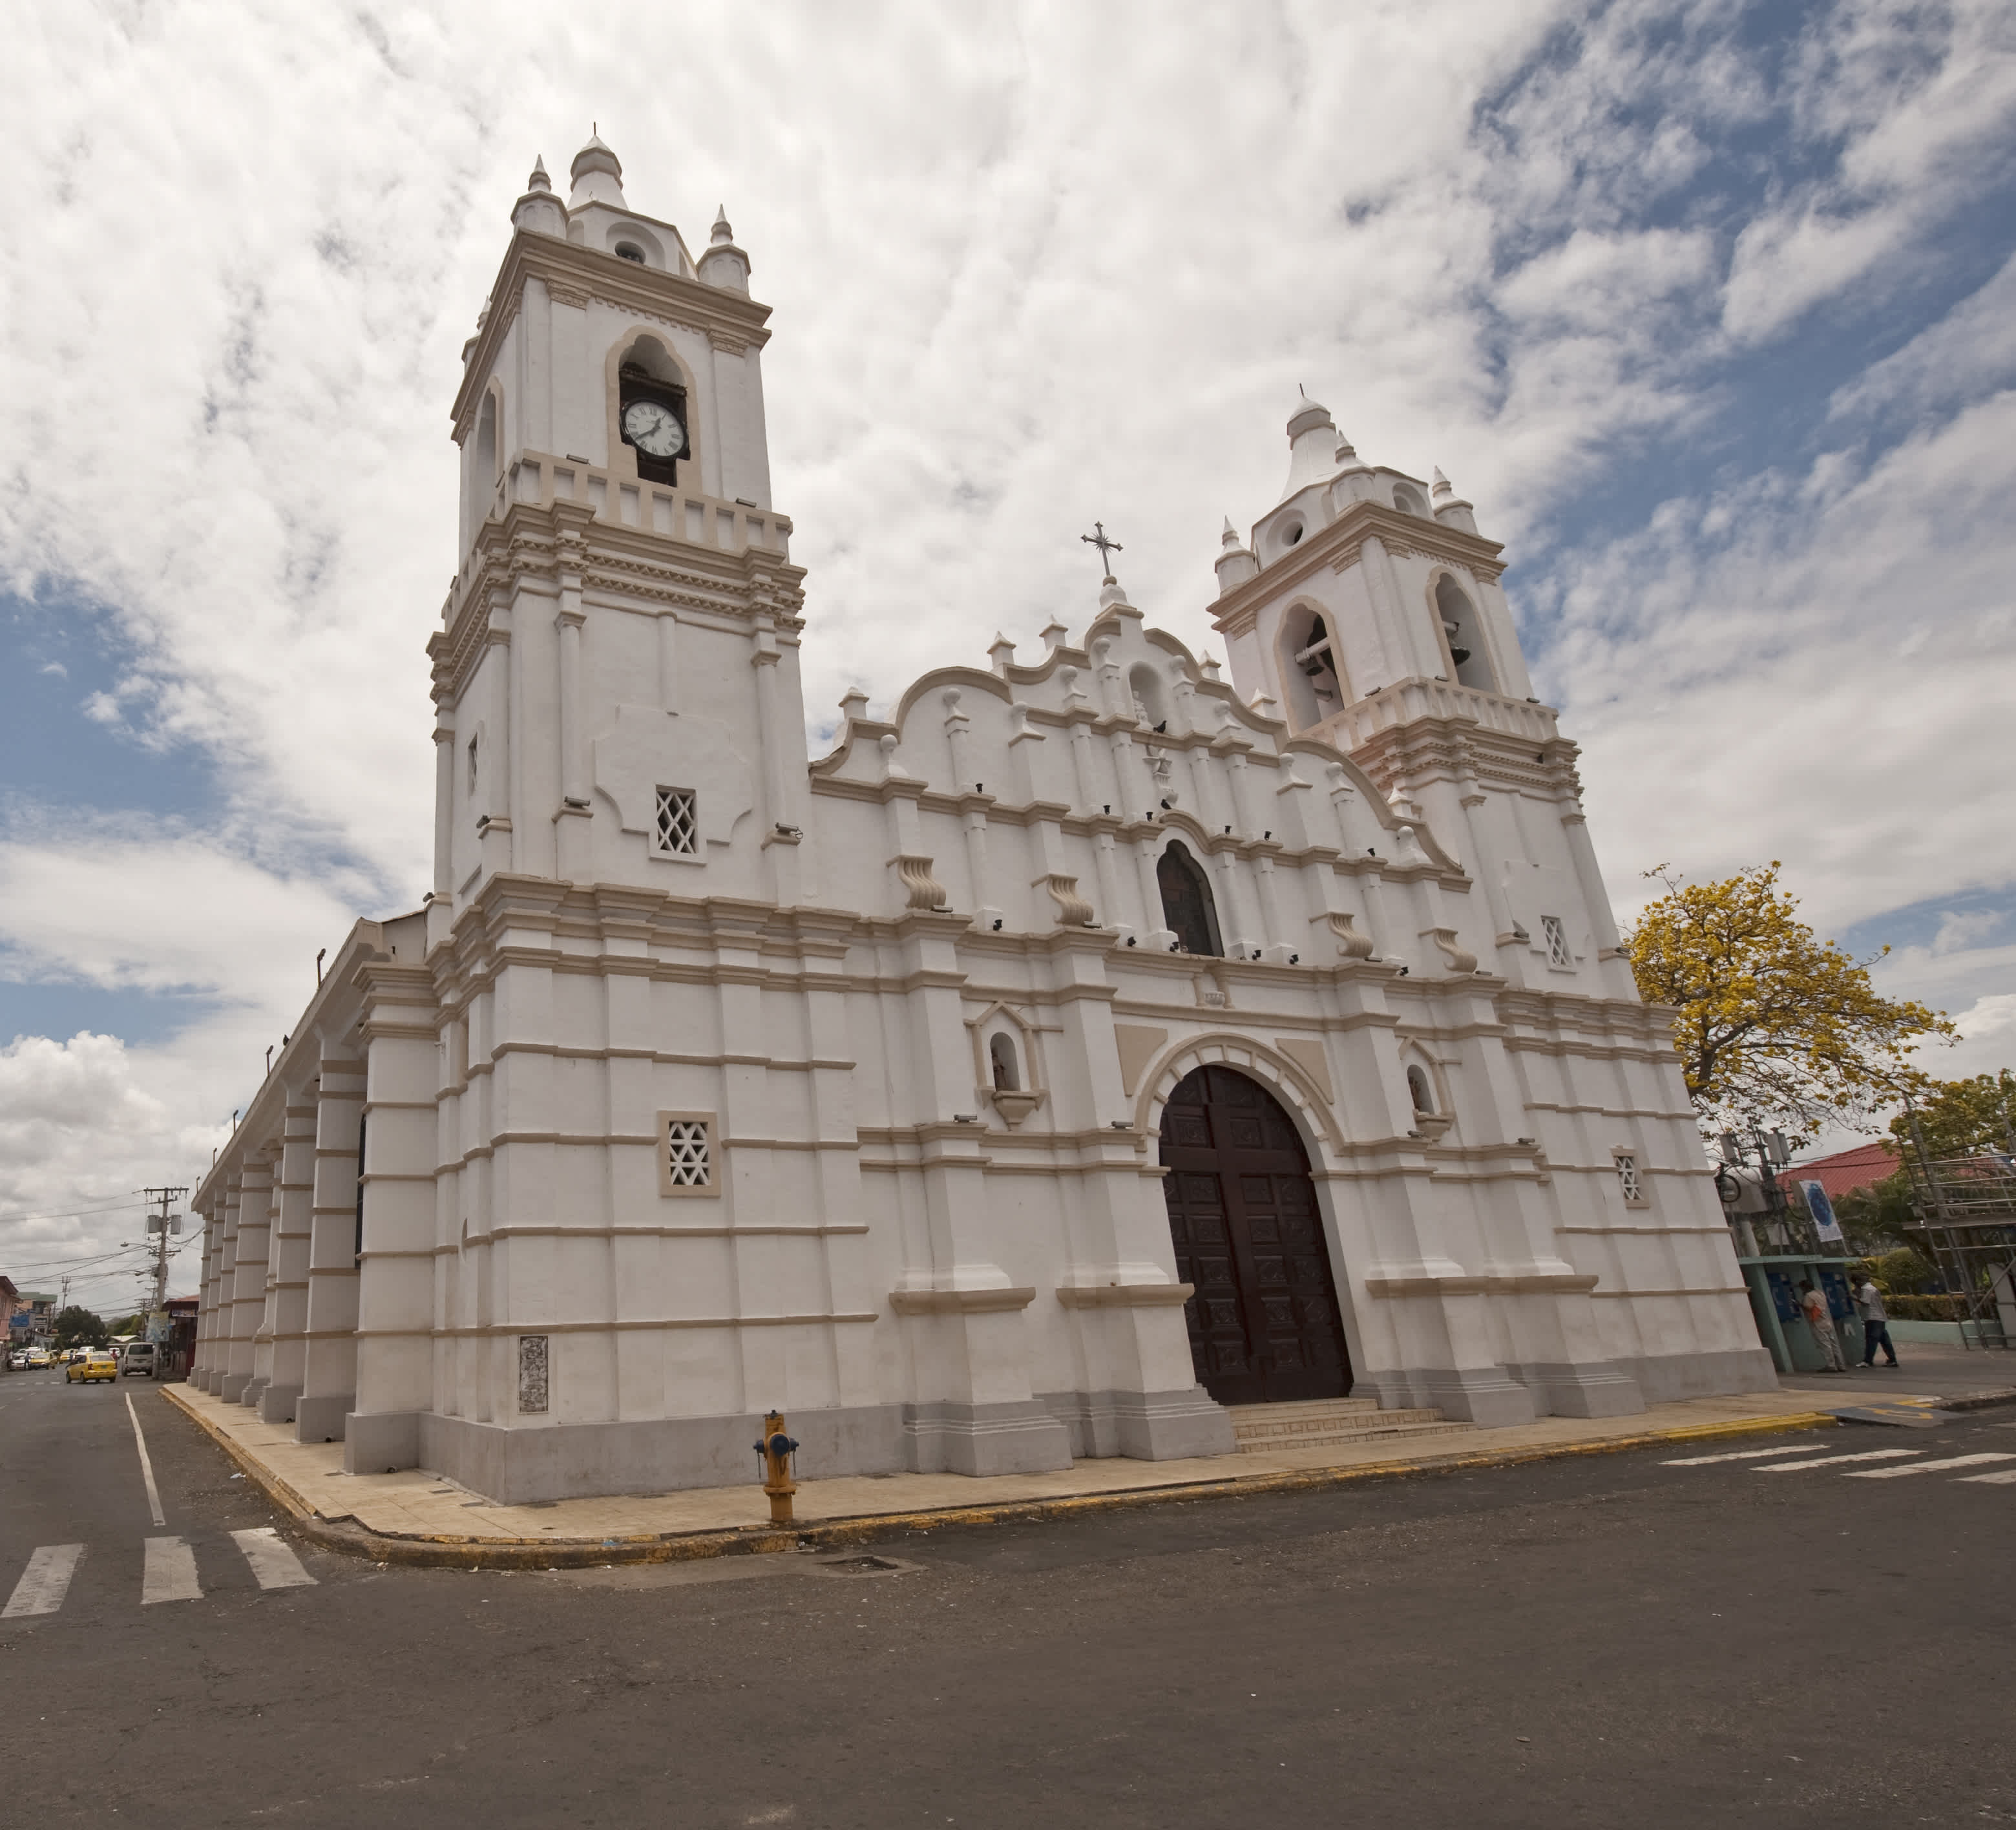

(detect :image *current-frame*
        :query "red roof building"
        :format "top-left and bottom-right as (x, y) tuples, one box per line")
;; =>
(1786, 1140), (1900, 1202)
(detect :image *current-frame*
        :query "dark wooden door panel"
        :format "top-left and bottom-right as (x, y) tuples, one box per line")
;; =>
(1158, 1064), (1352, 1407)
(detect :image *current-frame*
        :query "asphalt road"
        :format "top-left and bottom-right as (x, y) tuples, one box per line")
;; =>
(3, 1371), (2013, 1829)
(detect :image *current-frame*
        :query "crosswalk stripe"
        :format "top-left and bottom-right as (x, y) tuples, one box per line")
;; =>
(142, 1536), (202, 1604)
(231, 1527), (316, 1590)
(1754, 1448), (1922, 1472)
(1664, 1442), (1836, 1466)
(1842, 1452), (2016, 1480)
(1955, 1469), (2016, 1485)
(3, 1544), (85, 1617)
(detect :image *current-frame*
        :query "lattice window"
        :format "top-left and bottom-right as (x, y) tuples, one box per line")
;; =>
(1542, 914), (1573, 969)
(518, 1334), (549, 1413)
(655, 786), (698, 856)
(658, 1111), (717, 1196)
(1614, 1151), (1647, 1208)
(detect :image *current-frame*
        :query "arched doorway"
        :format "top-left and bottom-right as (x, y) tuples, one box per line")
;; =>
(1159, 1064), (1352, 1405)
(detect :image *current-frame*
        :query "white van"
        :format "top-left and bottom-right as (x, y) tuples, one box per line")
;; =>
(120, 1341), (159, 1379)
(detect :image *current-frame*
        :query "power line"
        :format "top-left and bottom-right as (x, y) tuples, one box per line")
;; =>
(0, 1195), (152, 1226)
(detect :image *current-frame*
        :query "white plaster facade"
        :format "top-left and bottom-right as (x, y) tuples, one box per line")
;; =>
(190, 140), (1773, 1502)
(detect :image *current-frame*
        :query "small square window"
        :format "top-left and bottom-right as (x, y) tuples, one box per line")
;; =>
(655, 786), (698, 856)
(1542, 914), (1573, 969)
(658, 1111), (719, 1197)
(1613, 1150), (1648, 1208)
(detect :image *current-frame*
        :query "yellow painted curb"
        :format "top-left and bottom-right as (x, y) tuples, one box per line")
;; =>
(158, 1385), (1839, 1571)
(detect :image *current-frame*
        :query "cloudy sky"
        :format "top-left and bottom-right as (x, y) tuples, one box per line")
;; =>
(3, 1), (2013, 1310)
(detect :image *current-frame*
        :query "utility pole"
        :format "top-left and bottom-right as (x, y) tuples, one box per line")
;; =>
(143, 1186), (188, 1334)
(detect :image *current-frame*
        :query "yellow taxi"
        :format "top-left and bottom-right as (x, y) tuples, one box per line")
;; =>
(67, 1348), (120, 1384)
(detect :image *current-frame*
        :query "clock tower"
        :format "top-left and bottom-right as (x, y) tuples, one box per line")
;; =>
(428, 135), (810, 945)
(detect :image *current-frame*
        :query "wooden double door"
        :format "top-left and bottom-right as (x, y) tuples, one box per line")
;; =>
(1159, 1065), (1352, 1406)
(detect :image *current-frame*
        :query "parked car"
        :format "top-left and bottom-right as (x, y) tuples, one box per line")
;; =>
(67, 1349), (118, 1383)
(6, 1349), (27, 1370)
(120, 1341), (158, 1378)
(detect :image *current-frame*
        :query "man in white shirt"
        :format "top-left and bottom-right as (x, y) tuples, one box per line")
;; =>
(1800, 1280), (1848, 1372)
(1855, 1277), (1899, 1368)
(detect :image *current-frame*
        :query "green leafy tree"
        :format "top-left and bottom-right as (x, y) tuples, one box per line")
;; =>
(1888, 1068), (2016, 1161)
(1832, 1170), (1920, 1257)
(108, 1312), (147, 1337)
(51, 1306), (109, 1351)
(1622, 863), (1956, 1141)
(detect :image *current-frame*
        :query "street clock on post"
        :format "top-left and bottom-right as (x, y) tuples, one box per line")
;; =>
(618, 364), (688, 485)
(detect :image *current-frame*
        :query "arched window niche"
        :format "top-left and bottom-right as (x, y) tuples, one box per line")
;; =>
(1406, 1066), (1434, 1115)
(1434, 576), (1498, 694)
(989, 1031), (1020, 1093)
(1128, 662), (1170, 731)
(1393, 483), (1431, 517)
(1279, 603), (1345, 731)
(1157, 841), (1223, 957)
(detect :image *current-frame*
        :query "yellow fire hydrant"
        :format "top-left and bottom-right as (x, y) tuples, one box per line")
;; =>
(753, 1409), (799, 1526)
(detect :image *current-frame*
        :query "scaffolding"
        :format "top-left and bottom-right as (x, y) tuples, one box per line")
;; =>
(1900, 1119), (2016, 1351)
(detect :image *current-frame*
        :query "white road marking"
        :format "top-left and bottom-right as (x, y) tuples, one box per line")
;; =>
(142, 1536), (202, 1604)
(3, 1544), (85, 1617)
(1754, 1448), (1923, 1471)
(1663, 1442), (1835, 1466)
(231, 1527), (316, 1590)
(1842, 1452), (2016, 1480)
(125, 1391), (167, 1528)
(1955, 1469), (2016, 1484)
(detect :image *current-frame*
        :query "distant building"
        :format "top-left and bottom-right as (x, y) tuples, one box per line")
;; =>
(1787, 1141), (1900, 1205)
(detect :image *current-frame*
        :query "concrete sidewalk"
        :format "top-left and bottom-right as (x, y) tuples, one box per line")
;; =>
(162, 1383), (1856, 1568)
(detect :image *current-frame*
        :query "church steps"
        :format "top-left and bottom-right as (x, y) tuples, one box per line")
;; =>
(1228, 1396), (1469, 1453)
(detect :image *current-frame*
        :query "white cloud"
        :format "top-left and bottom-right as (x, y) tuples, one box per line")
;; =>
(1722, 0), (2016, 342)
(1557, 386), (2016, 938)
(1829, 249), (2016, 422)
(1, 1), (2013, 1281)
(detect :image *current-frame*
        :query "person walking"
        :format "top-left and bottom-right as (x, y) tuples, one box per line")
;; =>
(1800, 1280), (1849, 1372)
(1856, 1276), (1900, 1368)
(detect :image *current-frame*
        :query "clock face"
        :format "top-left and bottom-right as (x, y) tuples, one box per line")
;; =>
(623, 398), (686, 459)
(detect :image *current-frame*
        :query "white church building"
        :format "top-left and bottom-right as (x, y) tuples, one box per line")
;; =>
(189, 138), (1772, 1501)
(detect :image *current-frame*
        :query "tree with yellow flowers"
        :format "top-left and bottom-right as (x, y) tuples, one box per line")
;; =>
(1622, 862), (1955, 1141)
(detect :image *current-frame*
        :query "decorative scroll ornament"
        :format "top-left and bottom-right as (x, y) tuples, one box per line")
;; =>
(895, 856), (948, 911)
(1425, 927), (1479, 974)
(1327, 910), (1376, 959)
(1038, 872), (1096, 927)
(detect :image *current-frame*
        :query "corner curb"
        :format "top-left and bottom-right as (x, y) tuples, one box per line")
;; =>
(1935, 1386), (2016, 1413)
(161, 1386), (1839, 1572)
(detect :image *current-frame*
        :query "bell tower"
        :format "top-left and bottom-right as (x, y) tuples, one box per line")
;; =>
(428, 137), (810, 946)
(1209, 399), (1634, 997)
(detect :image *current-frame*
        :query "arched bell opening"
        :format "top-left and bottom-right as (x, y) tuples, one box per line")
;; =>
(1157, 1064), (1352, 1406)
(1157, 841), (1223, 957)
(1278, 603), (1346, 731)
(1434, 574), (1498, 694)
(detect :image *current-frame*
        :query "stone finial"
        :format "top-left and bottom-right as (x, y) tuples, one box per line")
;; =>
(1281, 392), (1344, 502)
(1214, 518), (1259, 597)
(1431, 467), (1454, 503)
(987, 633), (1017, 674)
(697, 205), (752, 293)
(569, 129), (625, 207)
(1038, 616), (1069, 653)
(839, 686), (870, 724)
(1198, 651), (1223, 683)
(512, 153), (568, 237)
